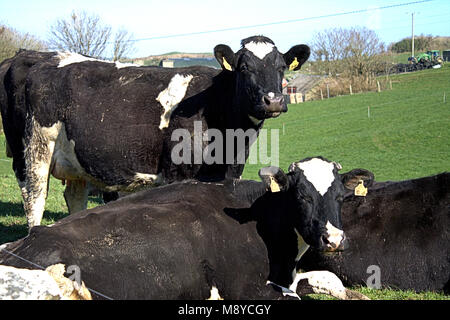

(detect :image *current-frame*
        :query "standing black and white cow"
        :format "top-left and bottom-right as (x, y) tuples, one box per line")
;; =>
(0, 36), (310, 228)
(0, 157), (373, 299)
(299, 172), (450, 293)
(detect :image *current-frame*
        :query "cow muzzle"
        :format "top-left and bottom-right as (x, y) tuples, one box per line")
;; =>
(319, 221), (348, 252)
(320, 233), (348, 252)
(262, 93), (287, 117)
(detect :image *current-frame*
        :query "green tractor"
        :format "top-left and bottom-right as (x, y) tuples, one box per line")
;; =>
(417, 50), (443, 64)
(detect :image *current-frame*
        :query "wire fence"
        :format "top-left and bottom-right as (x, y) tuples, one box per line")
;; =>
(280, 91), (448, 128)
(0, 245), (114, 300)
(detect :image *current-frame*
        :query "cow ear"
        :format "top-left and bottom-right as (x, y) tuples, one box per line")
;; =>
(283, 44), (310, 71)
(214, 44), (235, 72)
(258, 166), (289, 193)
(340, 169), (374, 191)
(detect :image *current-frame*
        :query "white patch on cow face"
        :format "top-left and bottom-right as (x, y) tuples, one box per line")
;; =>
(244, 41), (275, 60)
(296, 158), (335, 196)
(206, 286), (224, 300)
(157, 74), (193, 130)
(325, 221), (344, 249)
(289, 271), (347, 300)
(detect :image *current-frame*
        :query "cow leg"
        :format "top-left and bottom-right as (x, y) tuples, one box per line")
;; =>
(64, 180), (89, 214)
(20, 119), (62, 229)
(292, 271), (370, 300)
(21, 144), (53, 229)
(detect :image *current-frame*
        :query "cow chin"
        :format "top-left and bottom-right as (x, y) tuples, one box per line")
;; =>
(267, 111), (281, 118)
(251, 106), (283, 120)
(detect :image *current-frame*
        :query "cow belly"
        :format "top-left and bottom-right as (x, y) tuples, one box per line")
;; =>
(50, 124), (86, 181)
(50, 123), (163, 191)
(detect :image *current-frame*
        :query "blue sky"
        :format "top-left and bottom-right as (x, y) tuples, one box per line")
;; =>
(1, 0), (449, 57)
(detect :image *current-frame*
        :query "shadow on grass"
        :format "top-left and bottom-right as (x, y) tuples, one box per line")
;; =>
(0, 201), (67, 245)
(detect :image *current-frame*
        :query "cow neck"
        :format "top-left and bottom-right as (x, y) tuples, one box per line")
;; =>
(226, 180), (303, 287)
(257, 190), (300, 288)
(228, 179), (267, 205)
(207, 71), (264, 132)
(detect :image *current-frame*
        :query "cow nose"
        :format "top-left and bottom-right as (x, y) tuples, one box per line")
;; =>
(262, 93), (286, 114)
(320, 233), (348, 252)
(337, 234), (348, 251)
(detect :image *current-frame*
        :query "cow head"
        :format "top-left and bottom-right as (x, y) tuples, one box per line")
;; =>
(259, 156), (374, 252)
(214, 36), (310, 123)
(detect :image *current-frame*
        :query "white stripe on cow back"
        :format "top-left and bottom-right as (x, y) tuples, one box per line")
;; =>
(296, 158), (335, 196)
(244, 41), (275, 60)
(56, 52), (140, 69)
(157, 74), (193, 130)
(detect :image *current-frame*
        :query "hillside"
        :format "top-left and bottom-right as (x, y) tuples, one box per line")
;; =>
(128, 52), (215, 66)
(242, 64), (450, 182)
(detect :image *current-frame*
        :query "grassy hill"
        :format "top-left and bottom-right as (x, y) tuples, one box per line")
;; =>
(242, 64), (450, 182)
(0, 64), (449, 300)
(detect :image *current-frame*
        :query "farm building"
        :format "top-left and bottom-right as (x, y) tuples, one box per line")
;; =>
(283, 74), (325, 103)
(159, 59), (174, 68)
(443, 50), (450, 62)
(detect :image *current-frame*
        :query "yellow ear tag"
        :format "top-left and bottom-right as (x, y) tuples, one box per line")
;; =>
(289, 57), (299, 71)
(223, 57), (232, 71)
(269, 176), (281, 193)
(354, 180), (368, 197)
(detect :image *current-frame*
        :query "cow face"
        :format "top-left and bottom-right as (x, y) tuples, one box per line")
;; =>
(214, 36), (310, 123)
(259, 157), (373, 252)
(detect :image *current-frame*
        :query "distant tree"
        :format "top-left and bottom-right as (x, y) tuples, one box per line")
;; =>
(112, 28), (135, 61)
(389, 35), (433, 53)
(48, 10), (134, 60)
(310, 27), (386, 78)
(0, 24), (47, 62)
(344, 27), (387, 77)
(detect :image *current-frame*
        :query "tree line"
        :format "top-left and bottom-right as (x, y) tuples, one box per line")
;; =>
(389, 35), (450, 53)
(1, 10), (135, 63)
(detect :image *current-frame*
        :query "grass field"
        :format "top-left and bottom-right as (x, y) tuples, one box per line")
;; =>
(0, 64), (449, 300)
(242, 64), (450, 182)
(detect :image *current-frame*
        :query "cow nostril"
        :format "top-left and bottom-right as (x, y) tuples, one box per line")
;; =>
(321, 235), (330, 245)
(263, 95), (271, 106)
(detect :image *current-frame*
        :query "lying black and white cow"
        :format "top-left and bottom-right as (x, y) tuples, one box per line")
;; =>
(300, 172), (450, 294)
(0, 157), (373, 299)
(0, 36), (310, 228)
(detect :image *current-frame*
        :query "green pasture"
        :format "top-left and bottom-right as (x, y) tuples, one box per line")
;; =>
(0, 64), (449, 300)
(242, 64), (450, 182)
